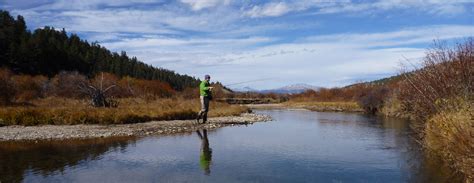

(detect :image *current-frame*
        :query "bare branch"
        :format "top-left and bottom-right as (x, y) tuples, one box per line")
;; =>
(103, 85), (116, 93)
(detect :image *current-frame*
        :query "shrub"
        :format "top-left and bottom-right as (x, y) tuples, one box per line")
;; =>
(118, 76), (175, 99)
(356, 87), (390, 114)
(0, 68), (15, 105)
(399, 38), (473, 121)
(12, 75), (48, 102)
(91, 72), (122, 96)
(47, 71), (89, 98)
(179, 87), (199, 99)
(399, 38), (473, 180)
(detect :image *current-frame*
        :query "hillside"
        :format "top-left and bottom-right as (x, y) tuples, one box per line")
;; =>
(343, 74), (404, 89)
(0, 10), (198, 90)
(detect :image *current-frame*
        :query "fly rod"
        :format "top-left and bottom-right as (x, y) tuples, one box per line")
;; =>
(223, 78), (276, 87)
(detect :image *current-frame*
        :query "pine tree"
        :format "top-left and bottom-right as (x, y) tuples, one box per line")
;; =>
(0, 10), (199, 90)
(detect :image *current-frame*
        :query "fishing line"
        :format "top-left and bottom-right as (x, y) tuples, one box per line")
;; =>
(224, 78), (276, 87)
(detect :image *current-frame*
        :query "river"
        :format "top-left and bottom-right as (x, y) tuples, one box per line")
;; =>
(0, 109), (457, 182)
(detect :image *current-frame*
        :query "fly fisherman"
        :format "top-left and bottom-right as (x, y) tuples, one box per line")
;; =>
(197, 74), (213, 124)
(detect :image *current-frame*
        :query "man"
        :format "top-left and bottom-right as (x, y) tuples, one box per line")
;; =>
(197, 74), (213, 124)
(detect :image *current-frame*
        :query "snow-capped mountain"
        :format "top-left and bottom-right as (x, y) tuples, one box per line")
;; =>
(261, 83), (321, 94)
(231, 86), (259, 92)
(233, 84), (320, 94)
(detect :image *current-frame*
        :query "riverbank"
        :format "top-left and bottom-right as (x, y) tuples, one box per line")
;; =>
(0, 98), (249, 126)
(283, 101), (364, 112)
(0, 113), (271, 141)
(1, 109), (458, 183)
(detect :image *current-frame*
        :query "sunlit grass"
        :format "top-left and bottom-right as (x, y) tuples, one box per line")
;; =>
(423, 99), (473, 179)
(0, 97), (248, 126)
(284, 101), (363, 112)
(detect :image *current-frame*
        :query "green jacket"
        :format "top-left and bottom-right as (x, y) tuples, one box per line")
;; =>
(199, 80), (211, 96)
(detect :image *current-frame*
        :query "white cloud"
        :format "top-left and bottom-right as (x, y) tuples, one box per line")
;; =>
(428, 3), (467, 15)
(11, 7), (241, 35)
(304, 25), (474, 48)
(180, 0), (230, 11)
(97, 24), (474, 88)
(16, 0), (163, 11)
(102, 36), (273, 50)
(241, 0), (472, 18)
(315, 0), (472, 16)
(244, 2), (291, 18)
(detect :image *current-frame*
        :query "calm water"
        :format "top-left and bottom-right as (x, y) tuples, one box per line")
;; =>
(0, 109), (457, 183)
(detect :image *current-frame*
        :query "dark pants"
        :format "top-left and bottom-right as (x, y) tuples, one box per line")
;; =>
(197, 96), (210, 123)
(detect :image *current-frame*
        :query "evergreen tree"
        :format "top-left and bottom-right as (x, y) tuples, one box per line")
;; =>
(0, 10), (199, 90)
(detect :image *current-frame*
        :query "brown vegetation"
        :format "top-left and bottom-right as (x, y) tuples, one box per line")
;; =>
(287, 81), (385, 113)
(291, 86), (364, 102)
(0, 70), (248, 126)
(0, 70), (177, 106)
(225, 91), (289, 103)
(0, 68), (15, 105)
(47, 71), (89, 98)
(284, 101), (363, 112)
(398, 39), (473, 121)
(397, 38), (473, 180)
(0, 97), (248, 126)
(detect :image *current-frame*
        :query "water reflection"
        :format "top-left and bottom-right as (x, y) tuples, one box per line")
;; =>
(0, 110), (460, 182)
(196, 129), (212, 175)
(0, 137), (136, 183)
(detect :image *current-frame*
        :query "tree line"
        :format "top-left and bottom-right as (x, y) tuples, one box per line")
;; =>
(0, 10), (199, 90)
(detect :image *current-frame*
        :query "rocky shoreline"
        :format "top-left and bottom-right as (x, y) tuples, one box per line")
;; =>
(0, 113), (271, 141)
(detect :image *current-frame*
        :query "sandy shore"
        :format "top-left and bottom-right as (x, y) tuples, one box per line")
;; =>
(0, 113), (271, 141)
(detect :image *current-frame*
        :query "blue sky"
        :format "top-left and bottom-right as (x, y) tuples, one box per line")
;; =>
(1, 0), (473, 89)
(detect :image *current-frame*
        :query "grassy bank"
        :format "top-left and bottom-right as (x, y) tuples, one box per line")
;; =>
(284, 101), (363, 112)
(0, 97), (249, 126)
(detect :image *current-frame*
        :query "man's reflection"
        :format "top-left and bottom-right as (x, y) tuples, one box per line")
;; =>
(196, 129), (212, 175)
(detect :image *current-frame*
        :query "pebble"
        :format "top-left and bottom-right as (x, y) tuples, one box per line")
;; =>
(0, 113), (272, 141)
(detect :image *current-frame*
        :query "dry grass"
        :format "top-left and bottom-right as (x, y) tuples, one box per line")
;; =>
(284, 101), (363, 112)
(0, 97), (249, 126)
(423, 100), (473, 181)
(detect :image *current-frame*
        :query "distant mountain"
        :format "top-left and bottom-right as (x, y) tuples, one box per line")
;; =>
(232, 86), (259, 92)
(261, 83), (321, 94)
(234, 83), (321, 94)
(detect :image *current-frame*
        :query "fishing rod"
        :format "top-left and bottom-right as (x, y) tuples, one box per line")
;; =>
(224, 78), (276, 87)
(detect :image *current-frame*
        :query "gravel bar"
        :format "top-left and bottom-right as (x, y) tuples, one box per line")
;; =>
(0, 113), (272, 141)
